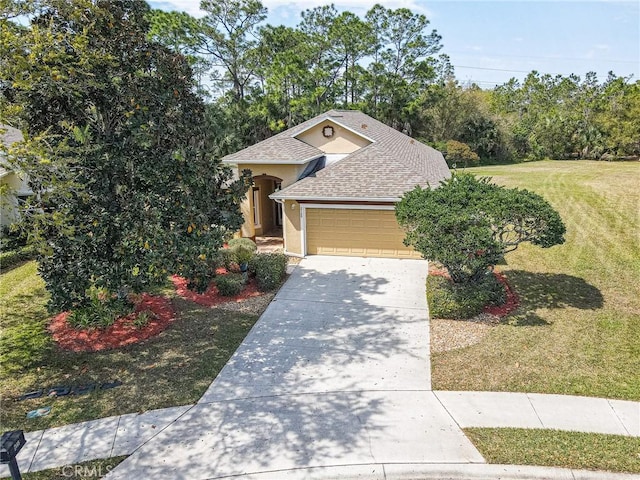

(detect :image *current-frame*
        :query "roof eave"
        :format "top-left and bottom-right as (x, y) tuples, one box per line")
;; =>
(269, 193), (401, 203)
(222, 154), (324, 166)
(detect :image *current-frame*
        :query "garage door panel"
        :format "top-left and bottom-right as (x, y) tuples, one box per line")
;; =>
(306, 208), (421, 259)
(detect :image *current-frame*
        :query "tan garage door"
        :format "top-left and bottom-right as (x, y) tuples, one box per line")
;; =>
(306, 208), (421, 258)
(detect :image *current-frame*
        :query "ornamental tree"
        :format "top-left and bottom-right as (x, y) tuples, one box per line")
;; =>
(445, 140), (479, 168)
(396, 173), (565, 284)
(1, 0), (250, 312)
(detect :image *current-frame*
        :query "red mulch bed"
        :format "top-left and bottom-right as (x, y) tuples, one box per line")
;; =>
(48, 294), (176, 353)
(429, 267), (520, 318)
(170, 272), (263, 307)
(483, 271), (519, 317)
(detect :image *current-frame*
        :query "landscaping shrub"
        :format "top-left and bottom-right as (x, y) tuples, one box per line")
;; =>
(427, 272), (506, 319)
(228, 238), (257, 267)
(0, 245), (36, 271)
(396, 173), (565, 285)
(1, 225), (28, 251)
(445, 140), (480, 168)
(227, 237), (257, 252)
(186, 258), (217, 294)
(213, 248), (234, 270)
(233, 244), (255, 267)
(214, 273), (244, 296)
(250, 253), (288, 292)
(67, 290), (134, 329)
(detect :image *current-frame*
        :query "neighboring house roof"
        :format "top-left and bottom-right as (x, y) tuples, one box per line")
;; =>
(222, 110), (450, 201)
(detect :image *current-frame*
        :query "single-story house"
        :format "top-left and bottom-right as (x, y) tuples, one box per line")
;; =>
(222, 109), (451, 258)
(0, 125), (31, 228)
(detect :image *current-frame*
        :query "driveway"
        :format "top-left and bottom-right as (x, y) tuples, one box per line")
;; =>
(106, 256), (483, 479)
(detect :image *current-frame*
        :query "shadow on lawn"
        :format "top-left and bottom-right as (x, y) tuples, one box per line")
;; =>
(503, 270), (603, 327)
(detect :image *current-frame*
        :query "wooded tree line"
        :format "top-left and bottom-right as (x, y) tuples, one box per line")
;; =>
(3, 0), (639, 165)
(142, 0), (640, 163)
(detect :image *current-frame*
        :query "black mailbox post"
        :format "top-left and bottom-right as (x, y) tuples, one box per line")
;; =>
(1, 430), (26, 480)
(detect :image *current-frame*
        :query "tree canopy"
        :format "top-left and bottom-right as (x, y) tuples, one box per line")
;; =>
(137, 1), (640, 163)
(0, 0), (250, 311)
(396, 174), (566, 284)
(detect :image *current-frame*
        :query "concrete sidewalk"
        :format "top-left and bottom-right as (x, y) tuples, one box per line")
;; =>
(3, 257), (639, 479)
(4, 393), (638, 478)
(0, 406), (191, 477)
(436, 391), (639, 437)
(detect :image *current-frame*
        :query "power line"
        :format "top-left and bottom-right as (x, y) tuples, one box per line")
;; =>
(447, 50), (639, 65)
(453, 65), (563, 75)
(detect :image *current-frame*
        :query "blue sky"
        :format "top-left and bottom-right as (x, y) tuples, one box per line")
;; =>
(150, 0), (639, 87)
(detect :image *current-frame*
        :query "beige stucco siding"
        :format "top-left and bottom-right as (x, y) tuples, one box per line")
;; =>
(236, 163), (305, 189)
(284, 200), (302, 255)
(305, 208), (421, 259)
(296, 121), (371, 154)
(235, 163), (305, 238)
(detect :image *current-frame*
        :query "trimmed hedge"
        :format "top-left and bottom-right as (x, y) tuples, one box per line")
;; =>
(427, 272), (506, 319)
(214, 273), (244, 296)
(0, 245), (36, 271)
(228, 238), (257, 266)
(213, 248), (234, 270)
(227, 237), (257, 252)
(249, 253), (288, 292)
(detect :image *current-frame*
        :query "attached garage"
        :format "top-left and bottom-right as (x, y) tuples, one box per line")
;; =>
(304, 206), (421, 259)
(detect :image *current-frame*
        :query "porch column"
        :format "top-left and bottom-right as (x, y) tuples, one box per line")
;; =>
(240, 194), (255, 239)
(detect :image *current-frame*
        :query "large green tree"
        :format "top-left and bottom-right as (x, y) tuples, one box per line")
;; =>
(0, 0), (250, 311)
(198, 0), (266, 100)
(363, 4), (442, 129)
(145, 9), (211, 95)
(396, 174), (566, 284)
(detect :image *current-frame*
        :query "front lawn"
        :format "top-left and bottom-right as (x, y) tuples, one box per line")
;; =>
(431, 161), (640, 400)
(0, 261), (259, 432)
(465, 428), (640, 474)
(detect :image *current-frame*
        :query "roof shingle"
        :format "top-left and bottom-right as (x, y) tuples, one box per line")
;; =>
(224, 110), (451, 200)
(222, 135), (323, 163)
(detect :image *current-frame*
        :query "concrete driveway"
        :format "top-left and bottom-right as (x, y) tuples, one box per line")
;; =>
(106, 256), (483, 479)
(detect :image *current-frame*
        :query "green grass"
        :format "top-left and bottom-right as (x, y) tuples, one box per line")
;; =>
(1, 456), (127, 480)
(432, 161), (640, 400)
(0, 261), (259, 432)
(465, 428), (640, 474)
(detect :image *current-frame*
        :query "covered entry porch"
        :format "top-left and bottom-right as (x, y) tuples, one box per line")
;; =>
(243, 174), (283, 239)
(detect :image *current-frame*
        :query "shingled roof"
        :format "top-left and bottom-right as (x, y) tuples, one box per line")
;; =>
(223, 110), (450, 200)
(222, 135), (324, 164)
